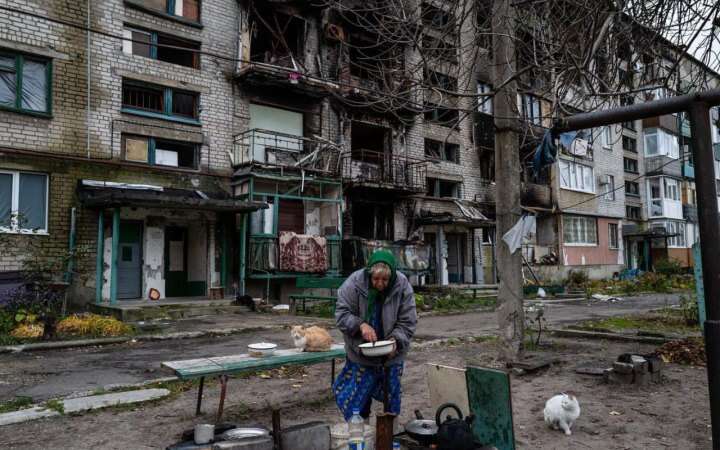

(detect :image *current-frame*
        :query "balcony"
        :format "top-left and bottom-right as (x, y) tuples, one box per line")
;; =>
(683, 204), (698, 223)
(644, 156), (682, 178)
(232, 129), (339, 174)
(341, 150), (427, 193)
(648, 198), (683, 220)
(474, 181), (551, 210)
(235, 62), (338, 97)
(248, 235), (341, 276)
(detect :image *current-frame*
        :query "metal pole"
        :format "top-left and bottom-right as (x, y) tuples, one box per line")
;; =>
(110, 208), (120, 305)
(688, 101), (720, 449)
(95, 210), (104, 304)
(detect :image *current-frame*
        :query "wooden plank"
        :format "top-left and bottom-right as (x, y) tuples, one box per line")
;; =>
(466, 366), (515, 450)
(426, 364), (470, 421)
(162, 344), (346, 380)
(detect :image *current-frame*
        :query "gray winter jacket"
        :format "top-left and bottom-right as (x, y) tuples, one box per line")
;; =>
(335, 268), (417, 366)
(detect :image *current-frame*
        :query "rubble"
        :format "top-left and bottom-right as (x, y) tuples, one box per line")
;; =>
(604, 353), (664, 385)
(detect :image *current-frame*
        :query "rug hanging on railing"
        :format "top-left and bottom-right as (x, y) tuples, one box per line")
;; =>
(279, 232), (328, 273)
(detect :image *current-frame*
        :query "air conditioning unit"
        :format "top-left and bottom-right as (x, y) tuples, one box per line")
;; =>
(598, 174), (610, 185)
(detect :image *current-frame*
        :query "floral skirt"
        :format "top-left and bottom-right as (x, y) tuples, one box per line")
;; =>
(333, 360), (404, 421)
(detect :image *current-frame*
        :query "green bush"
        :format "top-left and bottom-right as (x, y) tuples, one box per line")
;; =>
(566, 270), (589, 288)
(655, 258), (684, 276)
(678, 295), (700, 326)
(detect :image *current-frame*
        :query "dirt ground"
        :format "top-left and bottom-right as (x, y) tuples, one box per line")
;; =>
(0, 336), (712, 450)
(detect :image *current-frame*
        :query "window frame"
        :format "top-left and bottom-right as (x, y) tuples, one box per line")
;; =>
(558, 159), (595, 194)
(121, 134), (199, 169)
(0, 169), (49, 234)
(626, 205), (641, 220)
(0, 52), (52, 117)
(123, 25), (201, 69)
(625, 180), (640, 197)
(121, 79), (200, 125)
(563, 215), (598, 246)
(624, 157), (639, 174)
(477, 81), (493, 115)
(608, 223), (619, 249)
(426, 177), (461, 199)
(424, 138), (460, 164)
(644, 128), (679, 159)
(602, 126), (613, 150)
(521, 93), (542, 126)
(602, 174), (615, 200)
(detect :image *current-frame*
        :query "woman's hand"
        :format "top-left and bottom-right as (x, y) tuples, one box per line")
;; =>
(359, 323), (377, 343)
(388, 337), (397, 359)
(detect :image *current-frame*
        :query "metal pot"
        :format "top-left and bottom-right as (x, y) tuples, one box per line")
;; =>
(403, 410), (438, 445)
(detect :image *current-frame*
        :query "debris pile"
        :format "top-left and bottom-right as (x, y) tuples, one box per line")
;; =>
(604, 353), (663, 385)
(654, 338), (706, 367)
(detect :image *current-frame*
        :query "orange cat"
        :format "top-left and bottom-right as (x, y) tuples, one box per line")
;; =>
(291, 325), (333, 352)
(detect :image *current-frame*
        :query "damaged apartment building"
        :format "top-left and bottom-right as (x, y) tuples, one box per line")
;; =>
(0, 0), (495, 310)
(4, 1), (718, 309)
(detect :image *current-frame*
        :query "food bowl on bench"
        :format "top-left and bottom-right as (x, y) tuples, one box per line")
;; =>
(248, 342), (277, 357)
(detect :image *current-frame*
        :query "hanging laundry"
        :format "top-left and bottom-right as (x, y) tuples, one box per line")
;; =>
(502, 215), (536, 254)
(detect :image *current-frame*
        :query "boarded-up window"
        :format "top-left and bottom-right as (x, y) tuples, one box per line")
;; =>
(125, 136), (149, 162)
(182, 0), (200, 21)
(278, 199), (304, 234)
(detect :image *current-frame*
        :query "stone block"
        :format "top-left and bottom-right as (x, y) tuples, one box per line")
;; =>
(635, 369), (649, 386)
(606, 370), (634, 385)
(612, 362), (634, 374)
(281, 421), (331, 450)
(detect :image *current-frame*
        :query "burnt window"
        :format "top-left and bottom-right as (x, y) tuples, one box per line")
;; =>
(422, 2), (452, 30)
(124, 26), (200, 68)
(351, 121), (389, 163)
(425, 70), (458, 92)
(122, 80), (199, 122)
(421, 35), (457, 63)
(352, 202), (393, 240)
(426, 177), (461, 198)
(122, 134), (198, 169)
(424, 139), (459, 163)
(250, 12), (305, 68)
(425, 103), (459, 127)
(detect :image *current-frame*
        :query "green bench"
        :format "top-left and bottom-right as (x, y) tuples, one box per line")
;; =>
(162, 344), (346, 422)
(289, 276), (345, 314)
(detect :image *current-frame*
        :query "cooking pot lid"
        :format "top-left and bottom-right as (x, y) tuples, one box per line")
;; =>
(405, 419), (438, 435)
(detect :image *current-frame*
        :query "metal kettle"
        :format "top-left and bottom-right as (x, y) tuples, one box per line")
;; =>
(434, 403), (476, 450)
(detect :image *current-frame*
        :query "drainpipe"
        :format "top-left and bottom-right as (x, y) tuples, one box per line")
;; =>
(64, 207), (77, 283)
(86, 0), (91, 158)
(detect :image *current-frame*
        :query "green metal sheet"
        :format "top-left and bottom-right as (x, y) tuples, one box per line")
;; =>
(692, 243), (707, 330)
(295, 276), (345, 289)
(466, 365), (515, 450)
(162, 345), (346, 380)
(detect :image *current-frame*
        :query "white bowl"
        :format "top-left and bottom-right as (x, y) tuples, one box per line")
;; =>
(248, 342), (277, 357)
(359, 340), (396, 357)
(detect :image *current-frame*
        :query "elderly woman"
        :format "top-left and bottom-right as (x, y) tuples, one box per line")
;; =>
(333, 249), (418, 420)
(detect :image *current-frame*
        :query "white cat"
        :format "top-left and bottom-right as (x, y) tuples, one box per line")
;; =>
(543, 393), (580, 436)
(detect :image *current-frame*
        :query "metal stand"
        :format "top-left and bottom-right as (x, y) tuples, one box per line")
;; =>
(331, 358), (336, 385)
(195, 376), (205, 416)
(216, 375), (229, 423)
(375, 413), (396, 450)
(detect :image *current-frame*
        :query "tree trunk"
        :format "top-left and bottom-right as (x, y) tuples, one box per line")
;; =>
(492, 0), (524, 362)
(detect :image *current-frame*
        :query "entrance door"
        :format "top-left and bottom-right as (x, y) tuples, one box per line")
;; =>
(118, 221), (143, 299)
(165, 226), (188, 297)
(446, 233), (465, 284)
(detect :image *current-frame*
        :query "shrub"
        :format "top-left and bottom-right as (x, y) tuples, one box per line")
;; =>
(56, 314), (132, 337)
(566, 270), (589, 288)
(655, 258), (684, 276)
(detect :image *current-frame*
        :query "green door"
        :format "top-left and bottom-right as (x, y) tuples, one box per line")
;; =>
(165, 226), (188, 297)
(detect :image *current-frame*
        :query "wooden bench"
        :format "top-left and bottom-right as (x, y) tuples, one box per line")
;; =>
(289, 276), (345, 314)
(162, 344), (346, 422)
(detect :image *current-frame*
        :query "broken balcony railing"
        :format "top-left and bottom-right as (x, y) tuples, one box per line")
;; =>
(233, 129), (339, 173)
(341, 150), (427, 192)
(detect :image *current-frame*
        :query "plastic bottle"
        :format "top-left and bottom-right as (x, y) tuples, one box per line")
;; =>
(348, 408), (365, 450)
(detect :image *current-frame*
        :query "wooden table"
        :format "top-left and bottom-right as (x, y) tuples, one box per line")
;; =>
(162, 344), (346, 422)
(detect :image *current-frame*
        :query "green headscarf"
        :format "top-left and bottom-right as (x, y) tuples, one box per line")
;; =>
(364, 249), (397, 322)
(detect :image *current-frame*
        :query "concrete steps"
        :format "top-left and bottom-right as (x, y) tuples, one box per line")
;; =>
(89, 300), (251, 322)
